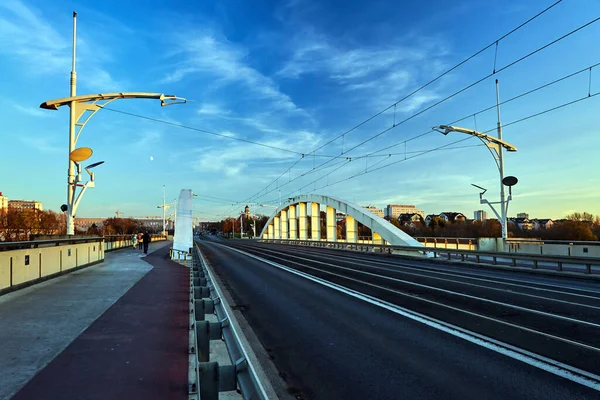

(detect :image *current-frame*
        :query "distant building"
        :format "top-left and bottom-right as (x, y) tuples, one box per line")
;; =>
(517, 212), (529, 219)
(509, 217), (533, 230)
(474, 210), (488, 221)
(439, 212), (466, 223)
(0, 192), (7, 210)
(362, 205), (384, 218)
(398, 213), (423, 227)
(385, 204), (424, 219)
(336, 212), (346, 222)
(425, 214), (438, 226)
(531, 218), (554, 230)
(8, 199), (43, 211)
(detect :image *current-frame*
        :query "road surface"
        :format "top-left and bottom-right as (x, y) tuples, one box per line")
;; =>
(197, 238), (600, 400)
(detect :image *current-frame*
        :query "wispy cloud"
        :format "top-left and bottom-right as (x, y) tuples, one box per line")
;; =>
(0, 1), (122, 90)
(13, 104), (51, 118)
(17, 134), (61, 153)
(197, 103), (231, 116)
(277, 28), (448, 113)
(160, 31), (309, 117)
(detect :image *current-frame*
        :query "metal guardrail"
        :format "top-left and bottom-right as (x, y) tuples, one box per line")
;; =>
(189, 243), (269, 399)
(260, 239), (600, 275)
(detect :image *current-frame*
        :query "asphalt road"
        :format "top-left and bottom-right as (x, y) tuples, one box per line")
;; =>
(197, 237), (600, 400)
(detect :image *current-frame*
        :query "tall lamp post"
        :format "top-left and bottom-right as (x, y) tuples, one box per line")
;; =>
(434, 123), (518, 242)
(40, 12), (187, 235)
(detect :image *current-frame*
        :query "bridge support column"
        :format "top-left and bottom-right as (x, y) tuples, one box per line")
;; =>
(274, 216), (280, 239)
(346, 215), (357, 243)
(373, 232), (383, 245)
(267, 223), (274, 239)
(311, 202), (320, 240)
(288, 205), (297, 240)
(281, 209), (288, 240)
(298, 202), (308, 240)
(326, 206), (337, 242)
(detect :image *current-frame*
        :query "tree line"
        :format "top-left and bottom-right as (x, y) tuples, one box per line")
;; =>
(0, 208), (162, 241)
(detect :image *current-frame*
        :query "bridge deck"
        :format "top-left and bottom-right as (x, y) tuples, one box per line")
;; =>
(0, 242), (189, 400)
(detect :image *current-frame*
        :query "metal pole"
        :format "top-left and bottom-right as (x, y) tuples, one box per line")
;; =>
(67, 11), (77, 235)
(162, 185), (166, 235)
(240, 214), (244, 237)
(496, 79), (507, 244)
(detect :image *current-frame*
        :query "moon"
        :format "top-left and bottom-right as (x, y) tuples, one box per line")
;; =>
(150, 156), (154, 161)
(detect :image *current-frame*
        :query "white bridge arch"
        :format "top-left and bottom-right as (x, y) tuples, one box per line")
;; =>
(260, 194), (423, 247)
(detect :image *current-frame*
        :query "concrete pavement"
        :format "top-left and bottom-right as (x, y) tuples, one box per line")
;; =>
(0, 241), (187, 400)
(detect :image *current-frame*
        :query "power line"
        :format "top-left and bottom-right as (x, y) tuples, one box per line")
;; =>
(233, 2), (565, 208)
(103, 107), (334, 157)
(312, 15), (600, 170)
(304, 0), (565, 156)
(250, 57), (600, 205)
(295, 91), (600, 196)
(368, 61), (600, 155)
(250, 14), (599, 204)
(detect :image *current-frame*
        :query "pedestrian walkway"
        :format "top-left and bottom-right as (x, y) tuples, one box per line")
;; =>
(0, 241), (190, 400)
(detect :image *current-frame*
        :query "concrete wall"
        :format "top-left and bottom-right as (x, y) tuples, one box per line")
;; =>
(506, 241), (600, 257)
(0, 240), (103, 293)
(0, 235), (167, 295)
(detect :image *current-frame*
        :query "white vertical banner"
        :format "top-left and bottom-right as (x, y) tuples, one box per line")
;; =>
(173, 189), (193, 259)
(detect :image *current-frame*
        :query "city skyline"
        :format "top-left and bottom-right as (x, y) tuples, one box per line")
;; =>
(1, 1), (599, 221)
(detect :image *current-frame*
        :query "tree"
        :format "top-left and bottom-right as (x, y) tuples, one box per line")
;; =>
(103, 218), (142, 235)
(542, 221), (597, 241)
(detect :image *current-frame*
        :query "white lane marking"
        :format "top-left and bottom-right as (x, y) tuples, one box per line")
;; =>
(241, 245), (600, 328)
(256, 243), (600, 297)
(212, 242), (600, 392)
(252, 245), (600, 310)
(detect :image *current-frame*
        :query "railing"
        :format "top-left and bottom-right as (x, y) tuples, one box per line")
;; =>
(260, 239), (600, 275)
(415, 237), (478, 250)
(0, 236), (104, 252)
(189, 243), (269, 399)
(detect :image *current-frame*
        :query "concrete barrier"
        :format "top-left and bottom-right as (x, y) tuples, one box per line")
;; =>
(0, 235), (167, 295)
(0, 238), (104, 295)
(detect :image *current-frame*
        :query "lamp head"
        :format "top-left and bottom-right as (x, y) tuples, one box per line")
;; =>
(433, 125), (451, 135)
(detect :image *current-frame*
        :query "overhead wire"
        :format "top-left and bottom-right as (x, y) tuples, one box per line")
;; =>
(226, 1), (567, 209)
(249, 57), (600, 205)
(295, 15), (600, 181)
(274, 90), (600, 199)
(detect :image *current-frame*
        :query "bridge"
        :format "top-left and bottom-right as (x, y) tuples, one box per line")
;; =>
(259, 193), (423, 247)
(1, 196), (600, 400)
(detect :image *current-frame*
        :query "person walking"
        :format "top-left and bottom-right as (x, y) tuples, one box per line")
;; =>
(137, 232), (143, 250)
(142, 231), (151, 254)
(131, 233), (137, 249)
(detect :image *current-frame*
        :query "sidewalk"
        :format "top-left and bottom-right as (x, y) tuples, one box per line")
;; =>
(0, 241), (190, 400)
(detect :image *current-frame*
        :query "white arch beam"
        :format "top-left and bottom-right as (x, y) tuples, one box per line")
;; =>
(260, 194), (423, 247)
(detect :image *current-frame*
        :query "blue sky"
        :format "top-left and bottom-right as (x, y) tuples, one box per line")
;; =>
(1, 0), (599, 221)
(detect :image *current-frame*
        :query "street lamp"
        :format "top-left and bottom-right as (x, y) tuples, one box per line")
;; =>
(40, 12), (187, 235)
(433, 84), (518, 243)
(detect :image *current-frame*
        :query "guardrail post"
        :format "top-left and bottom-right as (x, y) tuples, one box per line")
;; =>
(586, 264), (592, 274)
(557, 262), (563, 272)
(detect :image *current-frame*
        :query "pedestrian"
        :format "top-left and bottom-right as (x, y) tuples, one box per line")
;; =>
(142, 231), (151, 254)
(137, 232), (143, 250)
(132, 233), (137, 249)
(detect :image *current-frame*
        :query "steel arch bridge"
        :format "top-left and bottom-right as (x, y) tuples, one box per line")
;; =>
(259, 194), (423, 247)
